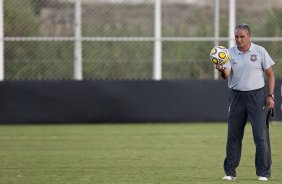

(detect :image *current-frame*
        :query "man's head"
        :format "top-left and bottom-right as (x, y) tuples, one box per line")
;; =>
(234, 24), (251, 52)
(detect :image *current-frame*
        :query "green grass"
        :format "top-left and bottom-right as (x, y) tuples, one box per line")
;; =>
(0, 123), (282, 184)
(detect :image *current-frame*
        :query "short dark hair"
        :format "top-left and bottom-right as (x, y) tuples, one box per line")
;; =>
(235, 24), (251, 35)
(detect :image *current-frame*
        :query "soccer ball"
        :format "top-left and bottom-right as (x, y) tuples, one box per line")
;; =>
(210, 46), (230, 65)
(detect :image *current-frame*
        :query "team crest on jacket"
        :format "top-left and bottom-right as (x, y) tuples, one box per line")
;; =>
(250, 54), (257, 62)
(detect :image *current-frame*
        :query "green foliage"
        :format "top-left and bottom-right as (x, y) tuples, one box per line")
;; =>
(82, 42), (153, 79)
(263, 8), (282, 37)
(4, 42), (73, 80)
(254, 8), (282, 78)
(4, 0), (37, 36)
(3, 2), (282, 80)
(162, 41), (214, 79)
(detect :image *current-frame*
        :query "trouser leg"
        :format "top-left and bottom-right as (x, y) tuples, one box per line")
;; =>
(252, 124), (271, 177)
(224, 91), (247, 177)
(247, 89), (272, 177)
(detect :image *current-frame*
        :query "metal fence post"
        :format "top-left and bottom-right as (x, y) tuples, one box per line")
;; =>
(153, 0), (162, 80)
(0, 0), (4, 81)
(74, 0), (82, 80)
(214, 0), (220, 80)
(228, 0), (236, 48)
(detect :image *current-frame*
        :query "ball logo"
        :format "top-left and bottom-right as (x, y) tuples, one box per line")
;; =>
(219, 52), (226, 59)
(211, 48), (217, 55)
(212, 57), (219, 64)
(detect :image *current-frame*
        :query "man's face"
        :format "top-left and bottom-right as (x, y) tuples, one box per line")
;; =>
(235, 29), (250, 50)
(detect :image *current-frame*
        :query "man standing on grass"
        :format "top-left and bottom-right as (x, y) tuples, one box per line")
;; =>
(215, 24), (275, 181)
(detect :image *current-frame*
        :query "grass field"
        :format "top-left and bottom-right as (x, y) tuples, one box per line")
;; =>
(0, 123), (282, 184)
